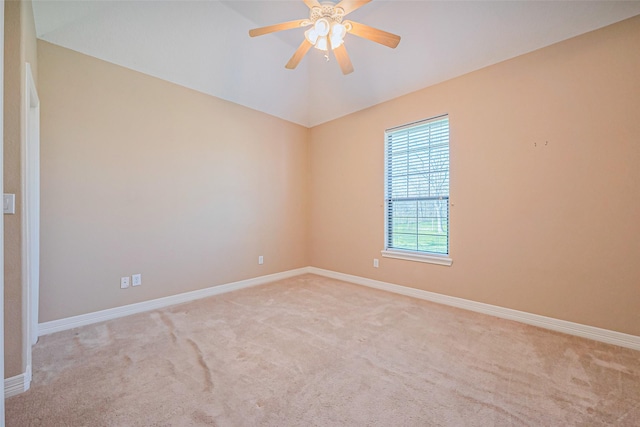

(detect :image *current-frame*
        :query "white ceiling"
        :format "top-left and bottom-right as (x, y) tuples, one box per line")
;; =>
(33, 0), (640, 127)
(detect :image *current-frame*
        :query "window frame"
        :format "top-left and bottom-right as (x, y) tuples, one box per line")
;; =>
(382, 115), (452, 266)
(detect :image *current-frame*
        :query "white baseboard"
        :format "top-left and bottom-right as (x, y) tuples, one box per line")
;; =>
(308, 267), (640, 351)
(5, 367), (30, 398)
(38, 268), (309, 337)
(37, 265), (640, 352)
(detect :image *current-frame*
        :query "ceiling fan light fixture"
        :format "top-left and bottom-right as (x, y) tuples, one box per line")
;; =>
(305, 27), (319, 44)
(315, 35), (329, 51)
(329, 36), (343, 50)
(332, 23), (346, 39)
(330, 22), (346, 49)
(330, 35), (344, 49)
(314, 18), (331, 37)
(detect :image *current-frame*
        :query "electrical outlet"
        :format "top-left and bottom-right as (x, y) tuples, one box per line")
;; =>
(258, 256), (264, 265)
(120, 277), (130, 289)
(132, 273), (142, 287)
(373, 258), (379, 268)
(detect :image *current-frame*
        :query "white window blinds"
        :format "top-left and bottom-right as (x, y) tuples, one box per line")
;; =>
(385, 115), (450, 255)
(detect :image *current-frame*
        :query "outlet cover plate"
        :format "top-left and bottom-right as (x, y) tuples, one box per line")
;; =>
(120, 277), (130, 289)
(132, 274), (142, 286)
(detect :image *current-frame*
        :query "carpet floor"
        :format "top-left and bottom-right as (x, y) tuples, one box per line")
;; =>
(6, 274), (640, 426)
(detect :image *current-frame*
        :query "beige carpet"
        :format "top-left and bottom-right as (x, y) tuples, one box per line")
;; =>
(6, 274), (640, 426)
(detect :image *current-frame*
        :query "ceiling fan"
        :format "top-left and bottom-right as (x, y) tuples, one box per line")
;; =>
(248, 0), (401, 75)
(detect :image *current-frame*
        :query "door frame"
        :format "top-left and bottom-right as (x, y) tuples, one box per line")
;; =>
(1, 0), (7, 421)
(22, 62), (40, 384)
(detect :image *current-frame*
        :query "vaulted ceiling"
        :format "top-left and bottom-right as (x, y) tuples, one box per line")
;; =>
(33, 1), (640, 127)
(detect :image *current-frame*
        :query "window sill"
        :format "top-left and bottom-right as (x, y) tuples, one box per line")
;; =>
(381, 249), (453, 266)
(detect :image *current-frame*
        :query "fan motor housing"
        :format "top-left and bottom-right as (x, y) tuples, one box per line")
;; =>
(311, 3), (345, 24)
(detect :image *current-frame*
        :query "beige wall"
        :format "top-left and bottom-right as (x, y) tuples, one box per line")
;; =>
(310, 15), (640, 336)
(38, 41), (309, 322)
(3, 0), (37, 378)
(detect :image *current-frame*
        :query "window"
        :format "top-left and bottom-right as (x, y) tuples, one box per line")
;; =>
(383, 115), (452, 266)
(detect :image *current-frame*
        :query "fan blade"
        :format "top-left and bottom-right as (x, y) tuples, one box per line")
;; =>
(345, 21), (401, 48)
(249, 19), (309, 37)
(333, 44), (354, 75)
(304, 0), (321, 8)
(286, 39), (314, 70)
(334, 0), (371, 16)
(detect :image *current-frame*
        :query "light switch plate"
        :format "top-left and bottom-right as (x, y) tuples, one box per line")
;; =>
(3, 194), (15, 214)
